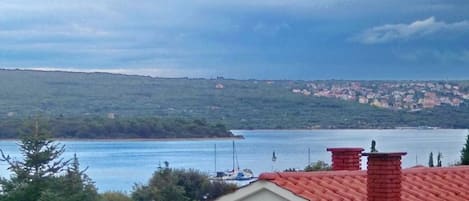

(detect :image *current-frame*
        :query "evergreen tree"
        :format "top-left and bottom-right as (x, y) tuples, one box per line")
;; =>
(0, 120), (100, 201)
(0, 120), (69, 201)
(45, 154), (100, 201)
(437, 152), (442, 167)
(461, 134), (469, 165)
(428, 152), (434, 167)
(370, 140), (378, 153)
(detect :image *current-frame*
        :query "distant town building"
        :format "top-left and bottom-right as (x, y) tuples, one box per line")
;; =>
(358, 96), (368, 104)
(107, 113), (116, 119)
(215, 83), (224, 89)
(301, 89), (311, 96)
(452, 98), (462, 106)
(292, 89), (301, 93)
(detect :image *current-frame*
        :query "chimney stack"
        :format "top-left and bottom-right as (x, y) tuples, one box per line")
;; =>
(326, 148), (364, 171)
(363, 152), (407, 201)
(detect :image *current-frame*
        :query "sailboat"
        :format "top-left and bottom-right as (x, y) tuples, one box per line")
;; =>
(213, 141), (254, 181)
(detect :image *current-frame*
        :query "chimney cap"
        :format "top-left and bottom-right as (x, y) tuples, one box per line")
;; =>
(362, 152), (407, 157)
(326, 148), (364, 152)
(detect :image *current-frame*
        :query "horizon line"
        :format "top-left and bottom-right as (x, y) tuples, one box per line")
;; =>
(1, 67), (468, 82)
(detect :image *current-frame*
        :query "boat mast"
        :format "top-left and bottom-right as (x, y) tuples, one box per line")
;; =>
(232, 141), (235, 171)
(214, 144), (217, 173)
(235, 143), (240, 170)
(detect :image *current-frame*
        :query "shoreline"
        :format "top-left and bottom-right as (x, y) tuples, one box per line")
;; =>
(232, 128), (468, 131)
(0, 135), (244, 142)
(1, 128), (467, 141)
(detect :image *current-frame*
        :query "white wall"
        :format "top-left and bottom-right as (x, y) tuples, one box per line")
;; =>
(242, 189), (289, 201)
(216, 181), (307, 201)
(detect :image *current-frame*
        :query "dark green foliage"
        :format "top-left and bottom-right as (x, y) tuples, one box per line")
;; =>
(0, 120), (70, 201)
(132, 167), (236, 201)
(101, 192), (133, 201)
(437, 152), (442, 167)
(461, 134), (469, 165)
(0, 121), (99, 201)
(428, 152), (434, 167)
(304, 160), (331, 172)
(0, 70), (468, 130)
(284, 168), (298, 172)
(49, 154), (100, 201)
(0, 117), (234, 139)
(0, 119), (234, 201)
(370, 140), (378, 153)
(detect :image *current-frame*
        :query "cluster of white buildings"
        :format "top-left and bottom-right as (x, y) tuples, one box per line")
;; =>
(292, 81), (469, 110)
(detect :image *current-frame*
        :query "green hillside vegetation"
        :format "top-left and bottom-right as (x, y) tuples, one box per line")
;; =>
(0, 69), (468, 131)
(0, 117), (234, 139)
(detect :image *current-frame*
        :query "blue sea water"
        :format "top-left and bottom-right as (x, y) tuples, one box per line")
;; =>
(0, 129), (467, 192)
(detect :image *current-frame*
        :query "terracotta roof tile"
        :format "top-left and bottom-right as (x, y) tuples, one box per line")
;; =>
(258, 166), (469, 201)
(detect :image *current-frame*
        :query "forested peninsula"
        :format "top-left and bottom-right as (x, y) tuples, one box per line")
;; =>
(0, 117), (235, 139)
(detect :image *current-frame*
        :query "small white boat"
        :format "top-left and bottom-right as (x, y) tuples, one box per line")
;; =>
(216, 168), (254, 181)
(212, 141), (255, 181)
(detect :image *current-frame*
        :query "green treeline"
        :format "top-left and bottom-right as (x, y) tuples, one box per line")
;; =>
(0, 122), (236, 201)
(0, 117), (234, 139)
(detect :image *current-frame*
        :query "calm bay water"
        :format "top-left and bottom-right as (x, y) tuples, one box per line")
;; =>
(0, 129), (467, 192)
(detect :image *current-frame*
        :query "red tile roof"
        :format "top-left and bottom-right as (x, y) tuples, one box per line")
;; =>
(259, 166), (469, 201)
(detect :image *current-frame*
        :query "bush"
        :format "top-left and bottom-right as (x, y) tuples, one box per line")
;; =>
(132, 166), (236, 201)
(304, 160), (332, 172)
(100, 192), (133, 201)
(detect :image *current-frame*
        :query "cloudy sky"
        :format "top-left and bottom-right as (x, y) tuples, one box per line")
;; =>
(1, 0), (468, 80)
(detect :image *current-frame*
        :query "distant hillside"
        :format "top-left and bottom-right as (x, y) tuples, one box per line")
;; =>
(0, 69), (469, 129)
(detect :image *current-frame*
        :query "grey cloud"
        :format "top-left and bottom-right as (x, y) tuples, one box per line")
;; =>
(352, 17), (469, 44)
(1, 0), (469, 79)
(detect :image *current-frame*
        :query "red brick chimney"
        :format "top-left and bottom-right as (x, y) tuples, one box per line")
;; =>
(326, 148), (364, 171)
(362, 152), (407, 201)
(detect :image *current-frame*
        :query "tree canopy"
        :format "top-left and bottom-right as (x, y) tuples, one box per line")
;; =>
(132, 164), (236, 201)
(0, 121), (99, 201)
(0, 121), (237, 201)
(461, 133), (469, 165)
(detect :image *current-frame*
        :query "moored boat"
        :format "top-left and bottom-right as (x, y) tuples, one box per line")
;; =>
(211, 141), (255, 181)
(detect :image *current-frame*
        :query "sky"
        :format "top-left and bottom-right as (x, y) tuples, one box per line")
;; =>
(0, 0), (468, 80)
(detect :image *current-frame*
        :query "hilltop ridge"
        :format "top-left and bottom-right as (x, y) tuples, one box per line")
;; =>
(1, 69), (468, 129)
